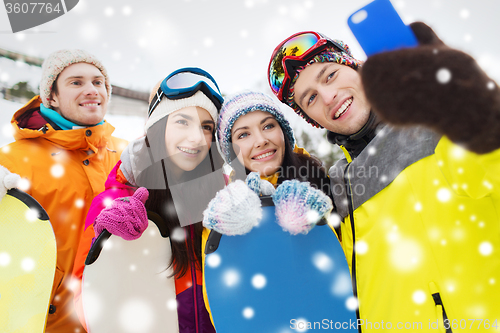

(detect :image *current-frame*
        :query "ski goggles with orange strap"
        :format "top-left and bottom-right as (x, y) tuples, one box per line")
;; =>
(268, 31), (349, 102)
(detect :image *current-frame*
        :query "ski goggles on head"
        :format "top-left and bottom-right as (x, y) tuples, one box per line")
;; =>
(148, 67), (224, 117)
(268, 31), (349, 102)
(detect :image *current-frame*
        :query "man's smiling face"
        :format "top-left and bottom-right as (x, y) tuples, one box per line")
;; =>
(293, 62), (371, 135)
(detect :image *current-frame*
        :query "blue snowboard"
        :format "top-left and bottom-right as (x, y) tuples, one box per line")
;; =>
(204, 196), (358, 333)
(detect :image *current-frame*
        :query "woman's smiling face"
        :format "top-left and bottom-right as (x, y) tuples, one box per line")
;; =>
(231, 110), (285, 177)
(165, 106), (215, 177)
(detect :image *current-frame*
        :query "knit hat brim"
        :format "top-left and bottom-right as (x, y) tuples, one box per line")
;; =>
(145, 90), (218, 132)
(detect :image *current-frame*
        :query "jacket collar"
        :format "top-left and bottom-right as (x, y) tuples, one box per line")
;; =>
(12, 96), (116, 152)
(326, 111), (383, 159)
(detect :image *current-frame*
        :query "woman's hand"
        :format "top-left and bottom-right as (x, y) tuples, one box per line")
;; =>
(203, 179), (262, 236)
(93, 187), (149, 240)
(272, 180), (333, 235)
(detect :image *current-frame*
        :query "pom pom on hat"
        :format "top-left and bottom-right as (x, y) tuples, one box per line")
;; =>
(40, 49), (111, 108)
(286, 42), (363, 128)
(217, 91), (295, 164)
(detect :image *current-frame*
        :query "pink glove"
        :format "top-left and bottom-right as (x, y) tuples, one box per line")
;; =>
(93, 187), (149, 240)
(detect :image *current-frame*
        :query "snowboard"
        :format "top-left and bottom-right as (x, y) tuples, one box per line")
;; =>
(82, 211), (179, 332)
(0, 188), (55, 333)
(204, 196), (358, 333)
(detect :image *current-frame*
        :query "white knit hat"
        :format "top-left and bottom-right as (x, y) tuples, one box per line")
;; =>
(39, 49), (111, 108)
(145, 90), (218, 132)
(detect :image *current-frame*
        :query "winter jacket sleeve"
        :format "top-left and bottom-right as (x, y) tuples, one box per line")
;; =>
(434, 136), (500, 199)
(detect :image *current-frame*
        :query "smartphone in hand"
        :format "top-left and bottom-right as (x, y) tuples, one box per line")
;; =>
(348, 0), (418, 57)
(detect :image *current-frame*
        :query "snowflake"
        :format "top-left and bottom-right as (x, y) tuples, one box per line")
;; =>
(79, 22), (100, 42)
(17, 178), (31, 192)
(81, 290), (103, 323)
(390, 238), (423, 272)
(2, 123), (13, 138)
(21, 257), (35, 272)
(460, 8), (470, 19)
(327, 213), (341, 228)
(104, 6), (114, 16)
(306, 210), (320, 224)
(412, 290), (426, 304)
(170, 227), (186, 242)
(242, 307), (255, 319)
(25, 208), (39, 222)
(122, 6), (132, 15)
(436, 68), (452, 84)
(312, 252), (333, 272)
(251, 273), (267, 289)
(0, 252), (11, 266)
(103, 197), (113, 208)
(166, 298), (177, 311)
(203, 37), (214, 48)
(295, 318), (309, 333)
(118, 299), (155, 332)
(355, 240), (368, 255)
(0, 72), (10, 82)
(436, 188), (452, 202)
(479, 241), (493, 256)
(50, 163), (65, 178)
(223, 269), (240, 287)
(346, 296), (358, 311)
(206, 253), (221, 268)
(331, 272), (352, 296)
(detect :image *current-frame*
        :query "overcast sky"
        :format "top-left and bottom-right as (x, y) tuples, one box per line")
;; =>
(1, 0), (500, 97)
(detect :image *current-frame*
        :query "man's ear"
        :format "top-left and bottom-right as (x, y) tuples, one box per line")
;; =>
(49, 92), (59, 109)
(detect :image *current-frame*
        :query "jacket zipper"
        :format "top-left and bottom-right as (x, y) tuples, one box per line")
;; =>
(344, 162), (362, 333)
(189, 224), (200, 333)
(432, 292), (452, 333)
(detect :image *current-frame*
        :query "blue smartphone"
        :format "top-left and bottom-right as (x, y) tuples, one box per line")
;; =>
(348, 0), (418, 57)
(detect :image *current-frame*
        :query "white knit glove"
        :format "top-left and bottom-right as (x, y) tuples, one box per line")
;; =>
(203, 179), (262, 236)
(0, 165), (21, 201)
(245, 172), (275, 196)
(272, 180), (333, 235)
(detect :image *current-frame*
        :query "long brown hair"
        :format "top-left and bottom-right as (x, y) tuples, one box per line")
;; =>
(135, 116), (224, 277)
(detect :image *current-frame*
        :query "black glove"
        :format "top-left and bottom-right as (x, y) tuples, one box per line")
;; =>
(360, 22), (500, 154)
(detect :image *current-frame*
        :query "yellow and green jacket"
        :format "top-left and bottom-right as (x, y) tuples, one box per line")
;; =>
(329, 124), (500, 332)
